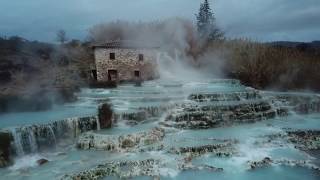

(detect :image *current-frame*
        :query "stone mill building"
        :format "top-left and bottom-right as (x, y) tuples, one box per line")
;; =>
(92, 40), (159, 83)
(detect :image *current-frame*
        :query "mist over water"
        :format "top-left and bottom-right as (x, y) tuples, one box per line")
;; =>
(0, 3), (320, 179)
(157, 51), (209, 82)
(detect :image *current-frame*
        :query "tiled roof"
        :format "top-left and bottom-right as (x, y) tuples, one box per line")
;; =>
(92, 40), (159, 49)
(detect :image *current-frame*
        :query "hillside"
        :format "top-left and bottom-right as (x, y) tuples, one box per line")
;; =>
(0, 37), (93, 112)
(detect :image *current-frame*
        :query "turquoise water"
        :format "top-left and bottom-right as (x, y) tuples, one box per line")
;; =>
(0, 79), (319, 179)
(0, 105), (97, 128)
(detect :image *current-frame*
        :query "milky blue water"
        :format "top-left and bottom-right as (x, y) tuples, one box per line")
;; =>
(0, 79), (319, 179)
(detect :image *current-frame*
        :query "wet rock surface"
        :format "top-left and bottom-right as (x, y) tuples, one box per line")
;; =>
(247, 157), (320, 172)
(179, 163), (224, 172)
(36, 158), (49, 166)
(188, 89), (261, 102)
(61, 159), (162, 179)
(261, 130), (320, 152)
(286, 130), (320, 151)
(248, 157), (273, 170)
(98, 103), (113, 129)
(164, 101), (280, 129)
(77, 127), (165, 152)
(0, 130), (12, 167)
(62, 158), (225, 180)
(169, 140), (238, 157)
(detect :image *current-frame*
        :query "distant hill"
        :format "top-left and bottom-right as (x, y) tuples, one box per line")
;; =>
(266, 41), (320, 48)
(0, 37), (55, 84)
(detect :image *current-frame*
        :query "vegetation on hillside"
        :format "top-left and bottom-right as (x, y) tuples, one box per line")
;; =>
(0, 36), (93, 112)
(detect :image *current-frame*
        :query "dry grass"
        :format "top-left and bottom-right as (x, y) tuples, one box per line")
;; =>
(203, 39), (320, 91)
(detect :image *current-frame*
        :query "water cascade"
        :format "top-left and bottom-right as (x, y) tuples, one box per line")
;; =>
(7, 116), (99, 155)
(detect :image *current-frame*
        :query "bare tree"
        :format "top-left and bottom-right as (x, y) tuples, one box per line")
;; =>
(56, 30), (68, 44)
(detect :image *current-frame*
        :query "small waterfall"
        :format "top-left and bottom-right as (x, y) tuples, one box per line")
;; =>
(27, 130), (38, 153)
(67, 117), (79, 137)
(10, 127), (39, 156)
(96, 117), (101, 131)
(11, 128), (24, 156)
(7, 116), (99, 156)
(47, 126), (57, 148)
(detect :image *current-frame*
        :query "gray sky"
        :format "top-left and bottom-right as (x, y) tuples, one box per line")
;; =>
(0, 0), (319, 42)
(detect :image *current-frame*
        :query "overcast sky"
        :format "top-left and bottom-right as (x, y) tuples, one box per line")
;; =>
(0, 0), (319, 42)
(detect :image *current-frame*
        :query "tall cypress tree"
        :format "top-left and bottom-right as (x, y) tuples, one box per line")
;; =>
(196, 0), (223, 41)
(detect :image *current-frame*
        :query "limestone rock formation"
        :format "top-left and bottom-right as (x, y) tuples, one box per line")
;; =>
(164, 101), (280, 129)
(286, 130), (320, 151)
(247, 157), (320, 172)
(169, 140), (238, 157)
(248, 157), (273, 170)
(77, 127), (165, 152)
(61, 159), (162, 179)
(98, 103), (113, 128)
(37, 158), (49, 166)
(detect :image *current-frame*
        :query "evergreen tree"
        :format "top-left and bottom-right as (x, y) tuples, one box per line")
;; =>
(196, 0), (223, 41)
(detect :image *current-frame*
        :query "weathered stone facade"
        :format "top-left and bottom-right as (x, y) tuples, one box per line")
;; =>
(93, 41), (159, 82)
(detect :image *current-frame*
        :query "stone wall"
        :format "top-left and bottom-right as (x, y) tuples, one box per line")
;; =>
(94, 47), (159, 82)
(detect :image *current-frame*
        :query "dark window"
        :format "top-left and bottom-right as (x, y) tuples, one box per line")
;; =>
(134, 70), (140, 77)
(91, 70), (97, 80)
(138, 54), (144, 61)
(110, 53), (115, 60)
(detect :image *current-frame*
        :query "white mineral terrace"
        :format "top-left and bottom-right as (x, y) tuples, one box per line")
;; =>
(0, 79), (320, 180)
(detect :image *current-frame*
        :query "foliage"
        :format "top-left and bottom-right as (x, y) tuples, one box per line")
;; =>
(196, 0), (224, 42)
(56, 30), (68, 44)
(0, 36), (91, 108)
(202, 39), (320, 91)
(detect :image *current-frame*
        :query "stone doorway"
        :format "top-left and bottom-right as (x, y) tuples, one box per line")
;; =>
(108, 70), (118, 81)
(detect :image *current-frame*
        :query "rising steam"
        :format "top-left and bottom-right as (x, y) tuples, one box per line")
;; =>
(89, 18), (226, 81)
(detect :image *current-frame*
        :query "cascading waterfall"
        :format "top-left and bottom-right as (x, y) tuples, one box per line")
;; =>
(47, 126), (57, 148)
(10, 128), (25, 156)
(10, 127), (39, 156)
(96, 117), (101, 131)
(27, 129), (38, 153)
(7, 116), (99, 156)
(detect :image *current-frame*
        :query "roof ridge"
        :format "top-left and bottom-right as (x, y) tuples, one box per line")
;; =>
(92, 40), (160, 49)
